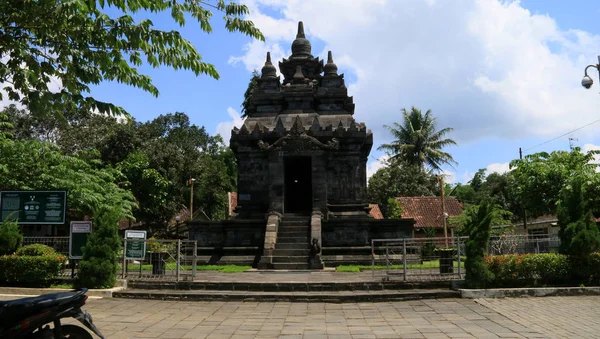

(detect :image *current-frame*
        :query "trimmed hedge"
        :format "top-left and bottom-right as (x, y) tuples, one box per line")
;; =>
(0, 253), (67, 287)
(487, 253), (569, 287)
(15, 244), (56, 257)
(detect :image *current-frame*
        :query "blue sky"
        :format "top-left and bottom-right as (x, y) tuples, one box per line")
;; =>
(85, 0), (600, 184)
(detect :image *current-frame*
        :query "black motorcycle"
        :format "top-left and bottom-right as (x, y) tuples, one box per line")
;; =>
(0, 288), (104, 338)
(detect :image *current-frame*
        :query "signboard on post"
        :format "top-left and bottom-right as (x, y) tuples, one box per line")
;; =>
(0, 190), (67, 224)
(69, 221), (92, 259)
(125, 230), (147, 260)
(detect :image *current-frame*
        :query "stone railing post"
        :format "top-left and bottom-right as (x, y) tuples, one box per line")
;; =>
(310, 211), (324, 269)
(258, 211), (281, 269)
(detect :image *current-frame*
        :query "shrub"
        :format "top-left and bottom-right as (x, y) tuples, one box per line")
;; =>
(0, 254), (66, 287)
(76, 208), (121, 289)
(16, 244), (56, 257)
(487, 253), (569, 287)
(464, 201), (495, 288)
(0, 215), (22, 255)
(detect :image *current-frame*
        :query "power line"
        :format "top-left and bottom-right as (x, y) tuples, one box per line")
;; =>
(523, 118), (600, 153)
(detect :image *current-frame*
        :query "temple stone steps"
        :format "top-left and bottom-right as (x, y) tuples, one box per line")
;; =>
(271, 215), (311, 270)
(114, 289), (459, 302)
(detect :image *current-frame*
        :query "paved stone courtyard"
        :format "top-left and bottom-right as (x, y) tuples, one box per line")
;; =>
(5, 295), (600, 338)
(51, 296), (600, 338)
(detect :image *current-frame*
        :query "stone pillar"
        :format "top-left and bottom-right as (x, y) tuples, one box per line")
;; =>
(258, 211), (281, 269)
(310, 211), (324, 269)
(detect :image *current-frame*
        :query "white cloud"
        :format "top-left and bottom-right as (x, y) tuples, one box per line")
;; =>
(367, 155), (390, 179)
(441, 170), (457, 184)
(216, 107), (245, 140)
(1, 60), (63, 110)
(486, 162), (511, 175)
(583, 143), (600, 171)
(233, 0), (600, 148)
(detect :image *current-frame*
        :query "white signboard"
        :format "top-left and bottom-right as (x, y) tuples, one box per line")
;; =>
(125, 230), (147, 260)
(69, 221), (92, 259)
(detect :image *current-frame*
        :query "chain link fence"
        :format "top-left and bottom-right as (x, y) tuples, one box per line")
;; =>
(489, 234), (560, 255)
(372, 234), (562, 282)
(371, 236), (466, 282)
(119, 239), (197, 281)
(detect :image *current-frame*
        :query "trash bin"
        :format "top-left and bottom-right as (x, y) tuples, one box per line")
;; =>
(150, 252), (168, 275)
(436, 248), (455, 274)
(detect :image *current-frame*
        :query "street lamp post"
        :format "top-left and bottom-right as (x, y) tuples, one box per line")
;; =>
(188, 178), (196, 220)
(581, 56), (600, 89)
(175, 215), (181, 238)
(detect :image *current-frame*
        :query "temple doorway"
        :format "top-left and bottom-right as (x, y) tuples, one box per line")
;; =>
(284, 156), (312, 213)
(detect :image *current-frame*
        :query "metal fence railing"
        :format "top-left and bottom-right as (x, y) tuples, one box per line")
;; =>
(22, 236), (70, 256)
(488, 235), (560, 255)
(119, 239), (197, 282)
(371, 236), (467, 282)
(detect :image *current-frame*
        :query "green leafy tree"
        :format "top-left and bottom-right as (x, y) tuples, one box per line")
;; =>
(464, 201), (496, 288)
(76, 207), (122, 289)
(447, 183), (476, 205)
(557, 176), (600, 256)
(0, 136), (136, 220)
(0, 214), (22, 255)
(378, 107), (457, 172)
(367, 159), (438, 218)
(510, 147), (600, 218)
(241, 70), (260, 118)
(0, 0), (263, 117)
(449, 204), (512, 235)
(386, 198), (403, 219)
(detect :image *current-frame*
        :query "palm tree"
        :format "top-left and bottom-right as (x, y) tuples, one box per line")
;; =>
(378, 107), (457, 172)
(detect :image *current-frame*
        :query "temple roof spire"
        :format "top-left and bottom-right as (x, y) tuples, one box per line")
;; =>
(261, 52), (277, 79)
(291, 21), (312, 57)
(323, 51), (338, 76)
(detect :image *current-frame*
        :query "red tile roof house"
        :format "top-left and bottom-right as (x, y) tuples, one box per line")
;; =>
(396, 196), (464, 242)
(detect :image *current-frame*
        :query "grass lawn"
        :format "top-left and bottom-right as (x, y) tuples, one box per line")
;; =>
(50, 282), (74, 289)
(336, 260), (465, 272)
(123, 263), (251, 273)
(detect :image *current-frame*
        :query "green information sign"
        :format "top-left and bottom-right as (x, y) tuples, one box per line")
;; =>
(0, 190), (67, 224)
(70, 221), (92, 259)
(125, 230), (147, 260)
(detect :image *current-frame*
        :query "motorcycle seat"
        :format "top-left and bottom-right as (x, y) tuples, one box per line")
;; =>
(0, 289), (87, 327)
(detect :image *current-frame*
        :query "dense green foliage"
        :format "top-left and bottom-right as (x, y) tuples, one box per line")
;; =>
(241, 70), (260, 117)
(367, 159), (438, 217)
(509, 147), (600, 218)
(486, 253), (570, 287)
(0, 0), (263, 117)
(464, 201), (495, 288)
(15, 244), (56, 257)
(0, 253), (66, 287)
(378, 107), (457, 171)
(557, 175), (600, 257)
(76, 208), (122, 289)
(0, 216), (23, 256)
(386, 198), (403, 219)
(2, 106), (235, 227)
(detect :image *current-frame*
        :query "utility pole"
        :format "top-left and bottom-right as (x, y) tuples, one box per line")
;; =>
(189, 178), (196, 220)
(439, 176), (448, 248)
(519, 148), (527, 230)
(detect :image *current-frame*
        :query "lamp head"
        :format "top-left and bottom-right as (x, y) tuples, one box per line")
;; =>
(582, 75), (594, 89)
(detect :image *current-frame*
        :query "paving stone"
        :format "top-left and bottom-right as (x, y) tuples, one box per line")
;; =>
(14, 296), (600, 338)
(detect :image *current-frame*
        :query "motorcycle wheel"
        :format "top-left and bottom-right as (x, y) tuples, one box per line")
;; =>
(59, 324), (94, 339)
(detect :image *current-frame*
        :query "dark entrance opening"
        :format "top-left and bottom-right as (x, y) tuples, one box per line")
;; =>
(284, 157), (312, 213)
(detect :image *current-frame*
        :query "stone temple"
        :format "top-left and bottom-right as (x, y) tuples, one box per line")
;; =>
(189, 22), (414, 269)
